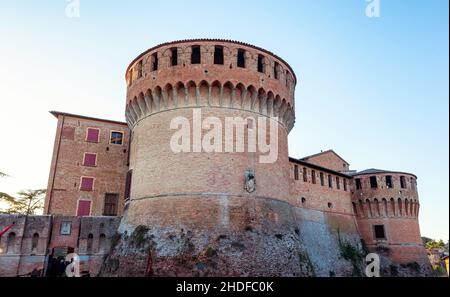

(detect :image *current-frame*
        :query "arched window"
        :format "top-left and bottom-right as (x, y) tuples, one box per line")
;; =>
(31, 233), (39, 253)
(87, 233), (94, 254)
(6, 232), (16, 254)
(98, 234), (106, 253)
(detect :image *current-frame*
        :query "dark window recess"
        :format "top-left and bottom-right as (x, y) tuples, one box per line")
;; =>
(311, 170), (316, 184)
(171, 48), (178, 66)
(151, 53), (158, 71)
(400, 176), (406, 188)
(137, 60), (143, 78)
(374, 225), (386, 239)
(343, 179), (347, 191)
(274, 62), (279, 79)
(370, 176), (378, 188)
(214, 46), (224, 65)
(191, 46), (201, 64)
(125, 170), (133, 199)
(257, 55), (265, 73)
(320, 172), (324, 186)
(237, 49), (245, 68)
(294, 165), (299, 180)
(103, 193), (119, 216)
(328, 175), (332, 188)
(355, 178), (362, 190)
(336, 177), (340, 189)
(303, 167), (308, 182)
(386, 175), (393, 188)
(87, 233), (94, 253)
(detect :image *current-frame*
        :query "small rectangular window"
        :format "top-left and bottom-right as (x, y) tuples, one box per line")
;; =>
(191, 46), (201, 64)
(80, 177), (94, 191)
(237, 49), (245, 68)
(214, 46), (224, 65)
(137, 60), (143, 78)
(257, 55), (265, 73)
(125, 170), (133, 199)
(83, 153), (97, 167)
(274, 61), (279, 79)
(128, 69), (133, 86)
(400, 176), (406, 189)
(171, 48), (178, 66)
(328, 175), (332, 188)
(355, 178), (362, 190)
(374, 225), (386, 239)
(336, 177), (340, 189)
(320, 172), (324, 186)
(370, 176), (378, 188)
(86, 128), (100, 143)
(311, 170), (316, 184)
(294, 165), (299, 180)
(77, 200), (91, 217)
(103, 193), (119, 216)
(343, 179), (347, 191)
(303, 167), (308, 182)
(386, 175), (393, 188)
(110, 131), (124, 145)
(151, 53), (158, 71)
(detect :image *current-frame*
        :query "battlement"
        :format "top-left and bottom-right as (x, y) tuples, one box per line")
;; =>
(124, 39), (296, 131)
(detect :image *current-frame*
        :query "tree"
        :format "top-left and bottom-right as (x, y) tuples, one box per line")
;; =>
(0, 189), (46, 215)
(425, 239), (446, 250)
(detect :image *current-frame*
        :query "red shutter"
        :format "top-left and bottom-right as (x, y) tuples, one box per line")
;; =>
(83, 153), (97, 166)
(86, 128), (100, 142)
(77, 200), (91, 216)
(80, 177), (94, 191)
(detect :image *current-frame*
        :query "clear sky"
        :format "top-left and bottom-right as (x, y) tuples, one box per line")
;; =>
(0, 1), (448, 240)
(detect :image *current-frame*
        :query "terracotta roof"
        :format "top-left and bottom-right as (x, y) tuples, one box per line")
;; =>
(288, 157), (351, 178)
(125, 38), (297, 83)
(50, 111), (128, 126)
(300, 149), (349, 165)
(350, 168), (417, 179)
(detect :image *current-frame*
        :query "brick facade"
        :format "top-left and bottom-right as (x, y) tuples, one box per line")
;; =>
(0, 39), (431, 277)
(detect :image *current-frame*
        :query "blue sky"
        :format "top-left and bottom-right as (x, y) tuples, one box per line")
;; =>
(0, 0), (448, 240)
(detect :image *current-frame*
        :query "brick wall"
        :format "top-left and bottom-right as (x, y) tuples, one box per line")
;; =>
(44, 113), (130, 217)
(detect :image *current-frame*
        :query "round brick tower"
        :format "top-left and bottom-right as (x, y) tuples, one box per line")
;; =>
(103, 39), (304, 276)
(350, 170), (429, 267)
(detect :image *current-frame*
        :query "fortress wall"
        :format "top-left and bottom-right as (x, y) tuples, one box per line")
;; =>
(0, 215), (120, 277)
(293, 208), (363, 276)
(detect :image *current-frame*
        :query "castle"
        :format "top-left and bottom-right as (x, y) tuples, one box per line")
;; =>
(0, 39), (431, 277)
